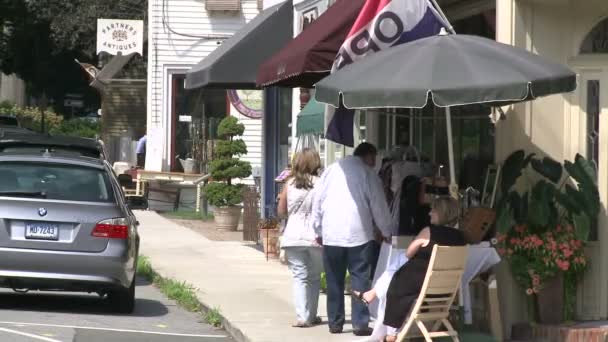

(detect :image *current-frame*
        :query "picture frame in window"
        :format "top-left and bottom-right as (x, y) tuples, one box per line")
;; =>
(481, 164), (501, 208)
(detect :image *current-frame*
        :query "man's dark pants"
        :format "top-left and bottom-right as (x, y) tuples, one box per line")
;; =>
(323, 241), (374, 331)
(136, 153), (145, 168)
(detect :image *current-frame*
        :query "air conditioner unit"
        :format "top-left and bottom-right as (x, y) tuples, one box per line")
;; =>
(206, 0), (241, 12)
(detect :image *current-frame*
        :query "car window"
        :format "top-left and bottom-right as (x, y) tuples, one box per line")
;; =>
(0, 162), (114, 202)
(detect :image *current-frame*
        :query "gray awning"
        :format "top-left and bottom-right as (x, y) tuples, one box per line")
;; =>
(185, 0), (293, 90)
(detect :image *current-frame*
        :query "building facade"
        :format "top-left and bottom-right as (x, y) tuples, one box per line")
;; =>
(0, 73), (26, 106)
(146, 0), (262, 174)
(495, 0), (608, 335)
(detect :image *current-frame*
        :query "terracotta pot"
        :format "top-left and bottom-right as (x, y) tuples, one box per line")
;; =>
(214, 206), (241, 231)
(536, 273), (564, 324)
(259, 229), (280, 258)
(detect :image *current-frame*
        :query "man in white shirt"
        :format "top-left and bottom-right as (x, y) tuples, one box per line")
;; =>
(312, 142), (394, 336)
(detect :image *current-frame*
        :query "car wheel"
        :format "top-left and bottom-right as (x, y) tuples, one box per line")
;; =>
(108, 277), (135, 314)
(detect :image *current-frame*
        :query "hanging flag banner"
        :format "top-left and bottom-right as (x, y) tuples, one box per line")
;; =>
(324, 0), (448, 146)
(97, 19), (144, 56)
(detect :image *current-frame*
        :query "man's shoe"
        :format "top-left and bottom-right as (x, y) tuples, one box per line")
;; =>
(353, 327), (373, 336)
(329, 326), (343, 334)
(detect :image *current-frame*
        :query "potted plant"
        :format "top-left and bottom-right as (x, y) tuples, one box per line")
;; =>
(204, 116), (252, 230)
(495, 151), (599, 324)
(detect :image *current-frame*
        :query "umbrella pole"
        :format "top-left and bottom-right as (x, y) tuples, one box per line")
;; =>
(445, 107), (457, 198)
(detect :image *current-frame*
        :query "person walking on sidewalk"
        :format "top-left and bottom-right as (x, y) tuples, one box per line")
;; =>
(277, 148), (324, 328)
(312, 142), (394, 336)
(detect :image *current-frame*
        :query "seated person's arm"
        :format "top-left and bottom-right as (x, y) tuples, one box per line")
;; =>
(406, 227), (431, 259)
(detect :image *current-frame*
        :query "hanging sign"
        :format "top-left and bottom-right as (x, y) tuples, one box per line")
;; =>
(227, 90), (263, 119)
(97, 19), (144, 56)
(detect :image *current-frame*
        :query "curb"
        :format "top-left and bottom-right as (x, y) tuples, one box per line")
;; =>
(195, 296), (249, 342)
(143, 257), (251, 342)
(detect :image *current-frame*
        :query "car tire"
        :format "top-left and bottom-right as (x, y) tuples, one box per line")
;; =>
(108, 277), (135, 314)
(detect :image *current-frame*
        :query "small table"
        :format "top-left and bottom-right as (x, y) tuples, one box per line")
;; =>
(134, 170), (210, 212)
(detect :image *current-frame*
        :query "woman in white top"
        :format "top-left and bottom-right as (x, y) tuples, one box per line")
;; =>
(277, 148), (323, 328)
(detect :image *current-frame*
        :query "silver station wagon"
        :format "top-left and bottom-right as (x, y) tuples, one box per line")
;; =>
(0, 132), (139, 313)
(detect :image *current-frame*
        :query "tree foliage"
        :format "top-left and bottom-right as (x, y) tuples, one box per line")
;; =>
(0, 0), (146, 109)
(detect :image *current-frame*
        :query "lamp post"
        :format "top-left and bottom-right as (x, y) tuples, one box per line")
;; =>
(40, 93), (48, 134)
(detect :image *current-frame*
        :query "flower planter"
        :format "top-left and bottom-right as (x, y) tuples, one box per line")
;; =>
(214, 206), (241, 231)
(259, 228), (280, 258)
(536, 273), (564, 324)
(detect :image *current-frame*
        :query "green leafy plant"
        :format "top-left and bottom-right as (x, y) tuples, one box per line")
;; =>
(49, 118), (100, 138)
(496, 150), (599, 320)
(204, 117), (252, 207)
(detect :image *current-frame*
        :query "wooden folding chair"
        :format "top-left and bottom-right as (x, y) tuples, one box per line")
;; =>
(396, 245), (469, 342)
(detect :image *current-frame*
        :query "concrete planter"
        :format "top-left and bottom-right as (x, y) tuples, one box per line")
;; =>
(214, 206), (241, 231)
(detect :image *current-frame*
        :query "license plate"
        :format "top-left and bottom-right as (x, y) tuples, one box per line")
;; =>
(25, 223), (59, 241)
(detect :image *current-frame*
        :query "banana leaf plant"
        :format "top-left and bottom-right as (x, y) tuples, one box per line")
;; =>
(496, 150), (600, 242)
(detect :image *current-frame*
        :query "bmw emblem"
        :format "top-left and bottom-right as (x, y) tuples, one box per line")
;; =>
(38, 208), (47, 217)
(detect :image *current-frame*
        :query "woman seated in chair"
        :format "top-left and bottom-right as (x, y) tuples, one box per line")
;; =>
(352, 197), (465, 342)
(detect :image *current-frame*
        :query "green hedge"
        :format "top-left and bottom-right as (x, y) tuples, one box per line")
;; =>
(50, 118), (100, 138)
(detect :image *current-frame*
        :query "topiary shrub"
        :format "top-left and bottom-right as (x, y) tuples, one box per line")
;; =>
(204, 116), (252, 207)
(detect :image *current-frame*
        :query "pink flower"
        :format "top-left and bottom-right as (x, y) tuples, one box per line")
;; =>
(532, 277), (541, 286)
(556, 259), (570, 271)
(526, 288), (534, 296)
(515, 225), (525, 233)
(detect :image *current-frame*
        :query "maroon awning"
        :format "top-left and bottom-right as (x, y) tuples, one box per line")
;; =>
(256, 0), (365, 88)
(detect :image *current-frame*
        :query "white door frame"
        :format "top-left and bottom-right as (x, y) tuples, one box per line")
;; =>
(568, 54), (608, 319)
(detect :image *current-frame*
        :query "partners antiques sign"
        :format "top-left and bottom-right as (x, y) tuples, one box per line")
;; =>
(96, 19), (144, 56)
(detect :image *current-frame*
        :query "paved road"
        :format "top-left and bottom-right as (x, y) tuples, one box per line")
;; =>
(0, 277), (230, 342)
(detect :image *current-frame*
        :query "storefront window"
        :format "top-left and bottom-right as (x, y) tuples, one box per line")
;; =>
(580, 18), (608, 54)
(171, 74), (227, 172)
(370, 105), (494, 190)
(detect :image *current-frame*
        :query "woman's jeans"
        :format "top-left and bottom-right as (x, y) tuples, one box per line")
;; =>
(284, 246), (324, 323)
